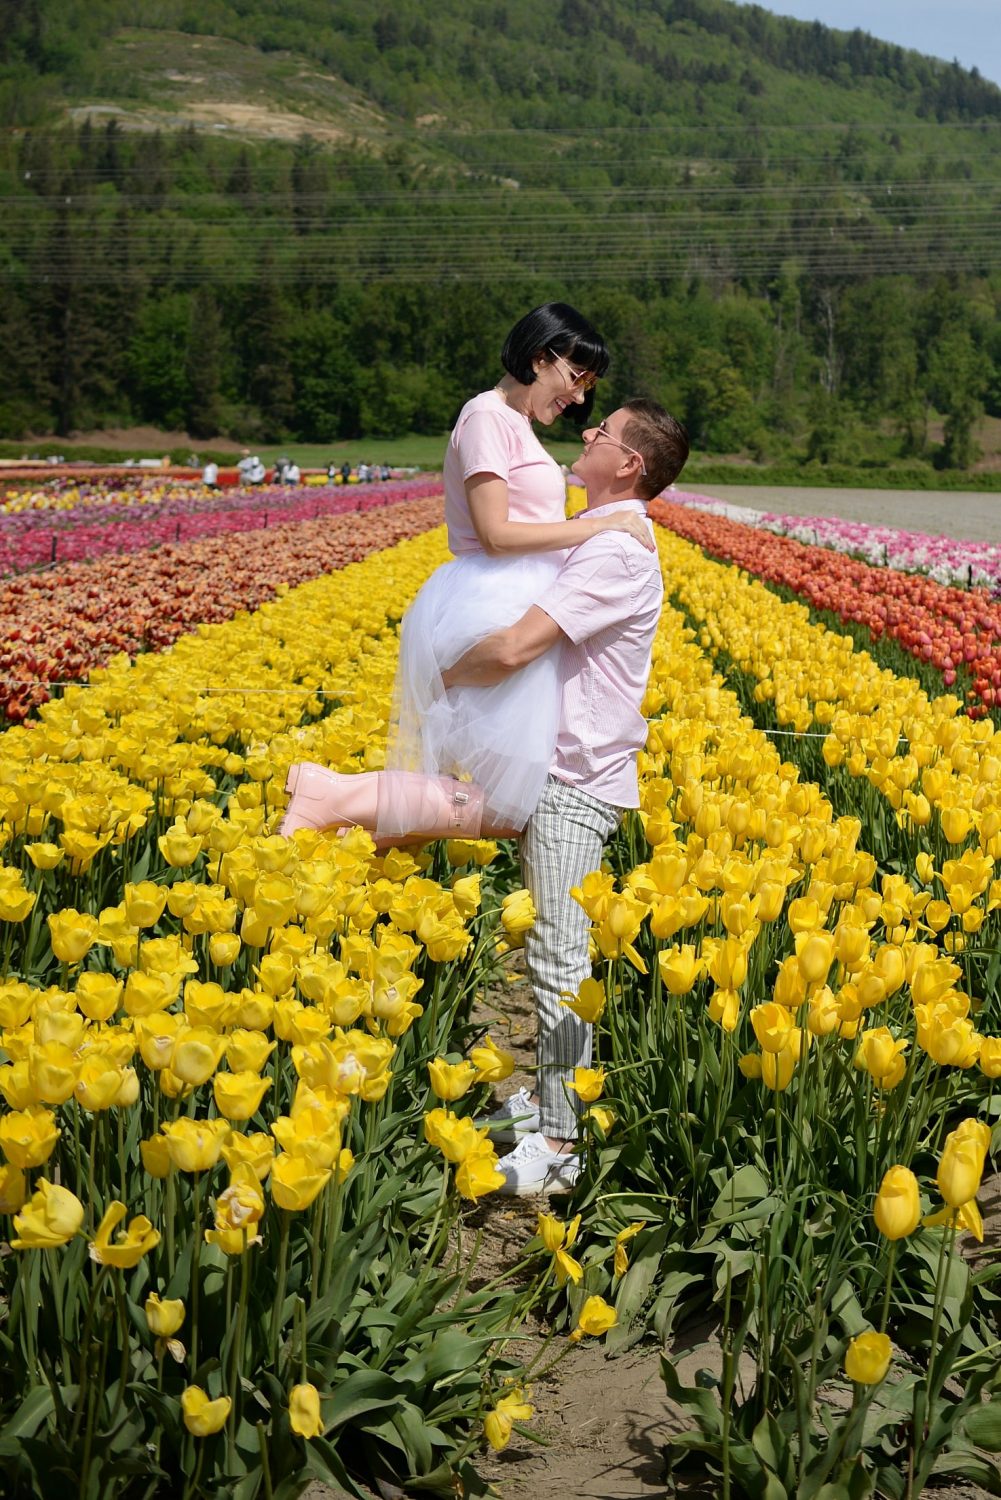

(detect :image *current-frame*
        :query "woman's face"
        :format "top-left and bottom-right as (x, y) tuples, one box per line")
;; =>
(527, 349), (597, 426)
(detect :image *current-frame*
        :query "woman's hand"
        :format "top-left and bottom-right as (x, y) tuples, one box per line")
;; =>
(590, 510), (656, 551)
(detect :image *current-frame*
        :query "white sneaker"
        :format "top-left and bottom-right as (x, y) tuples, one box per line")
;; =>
(482, 1086), (541, 1145)
(496, 1131), (580, 1196)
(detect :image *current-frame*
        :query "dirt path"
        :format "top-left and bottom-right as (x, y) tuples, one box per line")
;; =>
(682, 483), (1001, 544)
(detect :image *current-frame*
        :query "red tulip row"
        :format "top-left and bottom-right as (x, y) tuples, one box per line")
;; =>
(650, 499), (1001, 710)
(0, 496), (444, 723)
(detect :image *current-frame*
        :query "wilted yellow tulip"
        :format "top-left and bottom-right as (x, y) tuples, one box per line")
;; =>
(874, 1166), (921, 1240)
(146, 1293), (185, 1337)
(614, 1221), (646, 1278)
(11, 1179), (84, 1249)
(844, 1331), (891, 1384)
(180, 1386), (231, 1436)
(483, 1387), (534, 1452)
(89, 1201), (160, 1268)
(570, 1295), (618, 1342)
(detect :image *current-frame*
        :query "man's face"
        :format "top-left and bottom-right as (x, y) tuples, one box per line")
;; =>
(571, 408), (645, 490)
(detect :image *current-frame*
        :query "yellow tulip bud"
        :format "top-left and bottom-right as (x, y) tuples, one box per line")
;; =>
(844, 1330), (891, 1384)
(937, 1132), (987, 1208)
(874, 1166), (921, 1240)
(289, 1383), (325, 1439)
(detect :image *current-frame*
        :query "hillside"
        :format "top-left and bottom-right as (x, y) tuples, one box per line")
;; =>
(0, 0), (999, 462)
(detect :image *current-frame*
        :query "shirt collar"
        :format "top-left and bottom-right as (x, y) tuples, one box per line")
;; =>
(580, 497), (649, 518)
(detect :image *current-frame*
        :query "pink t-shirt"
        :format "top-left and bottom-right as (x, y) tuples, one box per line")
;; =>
(442, 390), (567, 554)
(535, 500), (663, 809)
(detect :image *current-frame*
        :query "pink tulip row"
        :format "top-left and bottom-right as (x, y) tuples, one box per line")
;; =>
(669, 491), (1001, 591)
(0, 482), (443, 577)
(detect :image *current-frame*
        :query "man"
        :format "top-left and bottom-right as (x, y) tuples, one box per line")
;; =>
(442, 399), (689, 1193)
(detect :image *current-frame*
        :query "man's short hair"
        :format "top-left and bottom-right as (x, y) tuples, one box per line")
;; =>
(619, 398), (690, 500)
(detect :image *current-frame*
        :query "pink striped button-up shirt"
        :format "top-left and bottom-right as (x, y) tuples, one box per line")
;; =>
(534, 499), (663, 809)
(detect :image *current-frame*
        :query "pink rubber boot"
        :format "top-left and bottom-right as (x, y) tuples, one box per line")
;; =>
(278, 763), (484, 842)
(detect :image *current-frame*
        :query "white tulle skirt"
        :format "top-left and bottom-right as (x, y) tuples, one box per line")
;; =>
(379, 552), (563, 836)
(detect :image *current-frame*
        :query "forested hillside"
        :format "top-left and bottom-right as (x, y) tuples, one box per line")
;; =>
(1, 0), (1000, 467)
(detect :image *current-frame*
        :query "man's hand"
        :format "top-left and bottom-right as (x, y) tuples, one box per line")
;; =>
(442, 606), (564, 689)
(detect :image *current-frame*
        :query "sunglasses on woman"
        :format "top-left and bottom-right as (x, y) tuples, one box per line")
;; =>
(547, 347), (600, 394)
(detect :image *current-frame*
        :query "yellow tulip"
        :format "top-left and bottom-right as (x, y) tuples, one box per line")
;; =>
(854, 1028), (909, 1090)
(158, 824), (204, 867)
(24, 843), (64, 871)
(427, 1057), (478, 1102)
(161, 1118), (231, 1173)
(469, 1036), (515, 1083)
(270, 1152), (332, 1211)
(209, 932), (242, 967)
(586, 1104), (616, 1133)
(772, 955), (807, 1008)
(213, 1070), (272, 1122)
(11, 1179), (85, 1249)
(559, 977), (606, 1024)
(844, 1331), (891, 1384)
(570, 1295), (618, 1342)
(500, 888), (536, 939)
(29, 1042), (78, 1105)
(874, 1166), (921, 1240)
(75, 972), (123, 1022)
(89, 1201), (160, 1268)
(123, 881), (168, 929)
(423, 1108), (492, 1164)
(171, 1027), (228, 1086)
(0, 1162), (27, 1214)
(47, 909), (100, 964)
(0, 885), (36, 922)
(455, 1151), (506, 1200)
(205, 1166), (266, 1254)
(289, 1383), (325, 1439)
(795, 930), (835, 988)
(707, 987), (741, 1032)
(807, 986), (840, 1037)
(750, 1002), (793, 1055)
(937, 1130), (987, 1208)
(570, 1066), (605, 1103)
(658, 944), (701, 996)
(221, 1132), (275, 1181)
(225, 1030), (276, 1074)
(180, 1386), (231, 1436)
(122, 971), (175, 1017)
(140, 1135), (172, 1178)
(706, 937), (748, 991)
(0, 1106), (60, 1169)
(146, 1293), (185, 1337)
(979, 1039), (1001, 1080)
(614, 1221), (646, 1278)
(483, 1387), (534, 1451)
(75, 1056), (127, 1112)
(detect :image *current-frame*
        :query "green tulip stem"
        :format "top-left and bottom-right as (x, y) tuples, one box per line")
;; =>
(270, 1211), (291, 1362)
(230, 1232), (251, 1468)
(320, 1161), (344, 1295)
(257, 1421), (275, 1500)
(296, 1296), (308, 1384)
(190, 1172), (204, 1371)
(880, 1240), (898, 1333)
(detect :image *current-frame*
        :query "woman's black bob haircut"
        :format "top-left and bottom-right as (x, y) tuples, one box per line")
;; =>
(500, 302), (609, 426)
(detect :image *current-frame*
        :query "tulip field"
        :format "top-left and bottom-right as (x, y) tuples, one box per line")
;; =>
(1, 475), (1000, 1499)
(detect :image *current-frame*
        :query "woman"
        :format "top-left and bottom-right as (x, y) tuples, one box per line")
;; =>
(279, 303), (652, 844)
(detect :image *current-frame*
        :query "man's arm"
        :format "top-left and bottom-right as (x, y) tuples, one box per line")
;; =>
(441, 606), (565, 689)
